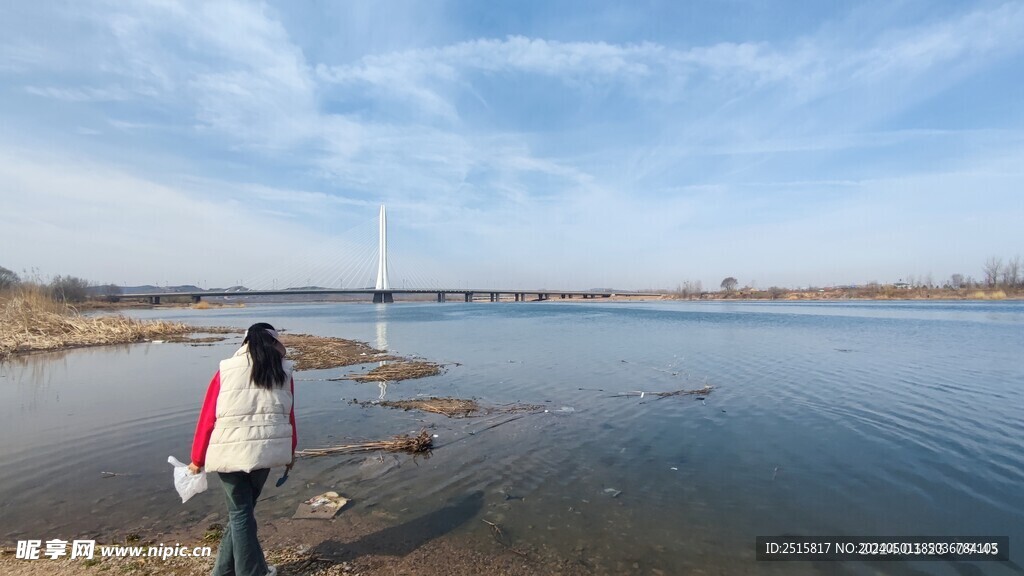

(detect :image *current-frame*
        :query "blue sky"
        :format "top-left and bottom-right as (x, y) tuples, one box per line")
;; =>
(2, 1), (1023, 290)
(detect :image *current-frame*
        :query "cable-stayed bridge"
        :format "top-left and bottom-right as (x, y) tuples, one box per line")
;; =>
(120, 206), (660, 304)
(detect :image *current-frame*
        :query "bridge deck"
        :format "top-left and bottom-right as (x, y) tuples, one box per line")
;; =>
(116, 288), (662, 303)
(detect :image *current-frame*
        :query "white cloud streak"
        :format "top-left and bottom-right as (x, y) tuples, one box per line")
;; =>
(2, 1), (1023, 288)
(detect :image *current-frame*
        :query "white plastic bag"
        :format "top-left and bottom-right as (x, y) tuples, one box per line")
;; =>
(168, 456), (208, 503)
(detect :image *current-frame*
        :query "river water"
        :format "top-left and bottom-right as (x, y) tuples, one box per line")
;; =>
(1, 300), (1022, 574)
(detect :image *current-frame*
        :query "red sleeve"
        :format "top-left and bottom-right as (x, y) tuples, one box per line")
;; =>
(191, 372), (220, 467)
(290, 377), (297, 452)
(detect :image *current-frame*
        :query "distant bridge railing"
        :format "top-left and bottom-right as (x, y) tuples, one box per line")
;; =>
(112, 288), (663, 304)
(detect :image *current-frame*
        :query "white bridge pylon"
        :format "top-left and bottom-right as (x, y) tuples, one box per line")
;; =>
(373, 204), (393, 303)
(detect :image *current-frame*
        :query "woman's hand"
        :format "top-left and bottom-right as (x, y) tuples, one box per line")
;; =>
(188, 462), (202, 475)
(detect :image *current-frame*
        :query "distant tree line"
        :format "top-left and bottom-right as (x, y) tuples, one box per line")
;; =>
(0, 265), (122, 303)
(978, 256), (1022, 289)
(0, 266), (18, 291)
(670, 255), (1023, 298)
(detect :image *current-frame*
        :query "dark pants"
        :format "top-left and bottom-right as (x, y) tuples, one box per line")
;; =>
(212, 469), (270, 576)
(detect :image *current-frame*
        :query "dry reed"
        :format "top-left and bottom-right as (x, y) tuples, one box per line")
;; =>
(340, 360), (443, 382)
(378, 397), (480, 417)
(365, 396), (544, 418)
(0, 286), (205, 359)
(279, 333), (398, 371)
(296, 430), (433, 457)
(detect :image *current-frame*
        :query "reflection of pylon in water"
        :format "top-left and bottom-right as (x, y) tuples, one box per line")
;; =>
(373, 205), (393, 303)
(375, 318), (389, 399)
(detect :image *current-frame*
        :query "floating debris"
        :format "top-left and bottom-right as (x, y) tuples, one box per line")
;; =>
(296, 430), (433, 457)
(293, 491), (349, 520)
(610, 385), (714, 399)
(99, 471), (137, 478)
(164, 334), (233, 345)
(376, 397), (478, 417)
(358, 396), (543, 418)
(337, 360), (444, 382)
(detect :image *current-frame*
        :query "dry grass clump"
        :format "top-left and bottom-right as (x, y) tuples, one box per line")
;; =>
(297, 430), (433, 457)
(279, 333), (398, 371)
(379, 397), (481, 417)
(969, 290), (1007, 300)
(342, 360), (443, 382)
(366, 396), (544, 418)
(189, 301), (247, 310)
(0, 287), (199, 359)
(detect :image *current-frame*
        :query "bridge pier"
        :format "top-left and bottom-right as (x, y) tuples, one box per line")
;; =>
(464, 292), (473, 302)
(437, 292), (446, 303)
(373, 291), (394, 303)
(191, 295), (202, 303)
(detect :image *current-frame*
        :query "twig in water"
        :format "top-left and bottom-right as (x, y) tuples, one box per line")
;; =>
(482, 519), (528, 557)
(482, 518), (504, 538)
(467, 414), (525, 435)
(771, 466), (781, 481)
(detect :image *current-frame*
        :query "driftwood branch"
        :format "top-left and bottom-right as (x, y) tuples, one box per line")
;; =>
(610, 385), (714, 399)
(296, 430), (432, 457)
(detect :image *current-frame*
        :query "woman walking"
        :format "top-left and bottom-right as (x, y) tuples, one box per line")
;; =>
(189, 323), (296, 576)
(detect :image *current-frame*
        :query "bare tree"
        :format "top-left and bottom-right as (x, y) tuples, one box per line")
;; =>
(950, 273), (964, 290)
(678, 280), (703, 299)
(720, 277), (738, 293)
(49, 275), (91, 303)
(0, 265), (18, 291)
(1003, 256), (1021, 288)
(983, 257), (1002, 287)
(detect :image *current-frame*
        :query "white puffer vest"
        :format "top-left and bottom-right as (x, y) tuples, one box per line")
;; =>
(204, 346), (294, 473)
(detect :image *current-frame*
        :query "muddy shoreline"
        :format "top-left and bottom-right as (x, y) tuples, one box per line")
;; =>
(0, 503), (599, 576)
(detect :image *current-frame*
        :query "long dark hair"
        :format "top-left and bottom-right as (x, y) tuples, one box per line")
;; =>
(242, 322), (287, 389)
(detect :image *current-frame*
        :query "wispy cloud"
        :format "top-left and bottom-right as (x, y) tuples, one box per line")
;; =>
(2, 1), (1023, 288)
(24, 85), (140, 102)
